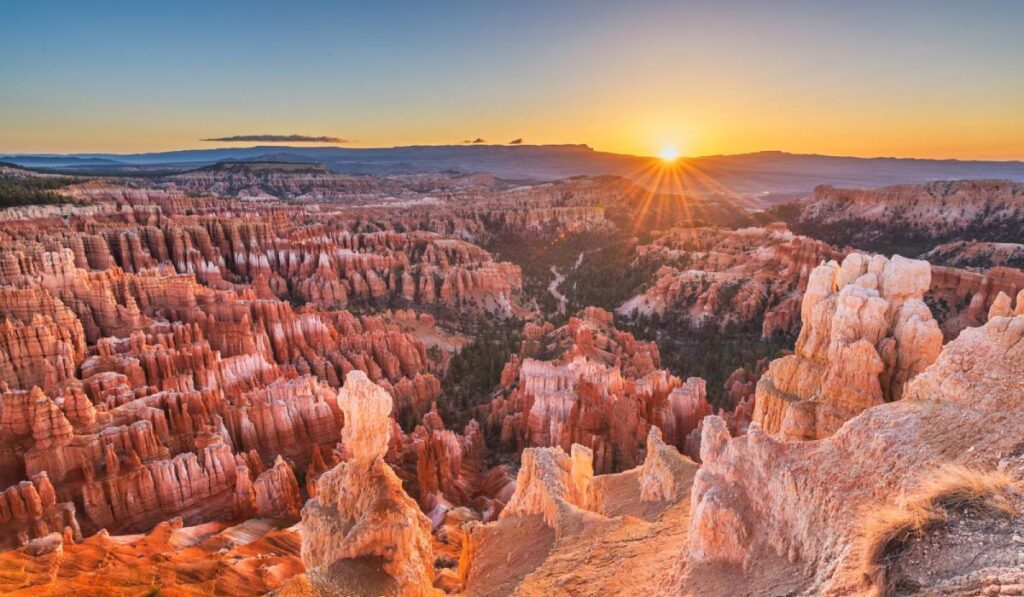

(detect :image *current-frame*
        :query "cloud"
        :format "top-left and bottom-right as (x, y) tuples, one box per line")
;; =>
(201, 134), (350, 143)
(508, 138), (523, 144)
(462, 137), (486, 144)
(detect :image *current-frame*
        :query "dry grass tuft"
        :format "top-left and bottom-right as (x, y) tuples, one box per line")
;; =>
(857, 464), (1020, 596)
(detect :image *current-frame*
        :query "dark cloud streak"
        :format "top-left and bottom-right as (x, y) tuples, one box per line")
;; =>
(201, 134), (350, 143)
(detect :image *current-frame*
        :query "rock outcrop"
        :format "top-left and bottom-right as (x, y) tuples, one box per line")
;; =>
(616, 225), (842, 336)
(689, 312), (1024, 593)
(499, 443), (601, 536)
(488, 308), (713, 473)
(790, 180), (1024, 249)
(459, 425), (699, 595)
(752, 253), (943, 440)
(300, 371), (437, 596)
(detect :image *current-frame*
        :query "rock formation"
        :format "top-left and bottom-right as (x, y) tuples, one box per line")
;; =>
(394, 406), (513, 523)
(789, 180), (1024, 249)
(300, 371), (437, 596)
(928, 262), (1024, 338)
(688, 312), (1024, 594)
(752, 253), (943, 440)
(5, 162), (1024, 595)
(499, 443), (600, 536)
(0, 516), (303, 595)
(459, 426), (698, 595)
(922, 239), (1024, 269)
(488, 308), (713, 473)
(0, 472), (81, 551)
(617, 224), (842, 336)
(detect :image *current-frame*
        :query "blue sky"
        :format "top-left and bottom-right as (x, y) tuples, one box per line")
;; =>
(2, 0), (1022, 158)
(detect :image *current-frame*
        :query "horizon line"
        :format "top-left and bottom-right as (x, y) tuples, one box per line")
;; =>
(3, 145), (1024, 164)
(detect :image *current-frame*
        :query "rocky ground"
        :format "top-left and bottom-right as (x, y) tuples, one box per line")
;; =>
(2, 164), (1024, 595)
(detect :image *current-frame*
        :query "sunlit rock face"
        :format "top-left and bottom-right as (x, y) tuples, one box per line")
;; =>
(300, 371), (438, 596)
(616, 225), (842, 336)
(796, 180), (1024, 242)
(498, 443), (599, 537)
(0, 171), (522, 572)
(457, 426), (699, 595)
(488, 307), (713, 473)
(690, 312), (1024, 594)
(0, 517), (304, 595)
(752, 252), (943, 440)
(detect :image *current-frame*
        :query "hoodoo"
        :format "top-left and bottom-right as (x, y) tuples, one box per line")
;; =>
(297, 371), (438, 596)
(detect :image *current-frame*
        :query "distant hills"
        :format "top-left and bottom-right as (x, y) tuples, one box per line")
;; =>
(4, 145), (1024, 198)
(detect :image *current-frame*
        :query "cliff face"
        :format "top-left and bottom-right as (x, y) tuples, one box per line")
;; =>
(922, 239), (1024, 269)
(617, 225), (842, 336)
(0, 202), (527, 323)
(487, 308), (714, 473)
(688, 312), (1024, 594)
(928, 262), (1024, 338)
(789, 180), (1024, 252)
(752, 253), (943, 440)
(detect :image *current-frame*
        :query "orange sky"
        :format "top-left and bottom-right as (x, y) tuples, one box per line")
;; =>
(2, 1), (1022, 159)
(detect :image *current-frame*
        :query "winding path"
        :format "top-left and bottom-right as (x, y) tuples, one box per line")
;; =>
(548, 252), (588, 315)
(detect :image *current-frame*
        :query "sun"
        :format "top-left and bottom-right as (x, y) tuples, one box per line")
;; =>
(658, 145), (679, 162)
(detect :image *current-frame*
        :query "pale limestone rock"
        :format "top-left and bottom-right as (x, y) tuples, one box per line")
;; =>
(989, 290), (1013, 320)
(500, 443), (605, 536)
(338, 370), (393, 464)
(691, 314), (1024, 593)
(638, 427), (694, 502)
(753, 253), (943, 440)
(301, 371), (437, 596)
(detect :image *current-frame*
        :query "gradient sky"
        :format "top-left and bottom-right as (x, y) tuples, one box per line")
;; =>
(2, 0), (1023, 158)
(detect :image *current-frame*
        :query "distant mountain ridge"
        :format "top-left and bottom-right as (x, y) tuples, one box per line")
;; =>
(3, 145), (1024, 196)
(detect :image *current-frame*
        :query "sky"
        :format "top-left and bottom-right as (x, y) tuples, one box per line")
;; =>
(1, 0), (1023, 159)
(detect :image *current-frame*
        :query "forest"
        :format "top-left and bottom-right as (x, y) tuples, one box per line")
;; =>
(0, 171), (78, 208)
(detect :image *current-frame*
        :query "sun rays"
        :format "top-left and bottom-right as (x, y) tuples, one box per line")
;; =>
(620, 152), (763, 238)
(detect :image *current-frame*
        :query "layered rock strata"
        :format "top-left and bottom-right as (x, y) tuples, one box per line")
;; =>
(488, 308), (713, 473)
(300, 371), (437, 596)
(689, 312), (1024, 594)
(752, 253), (943, 440)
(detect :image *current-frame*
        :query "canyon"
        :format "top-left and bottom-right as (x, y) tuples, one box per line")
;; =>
(2, 162), (1024, 595)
